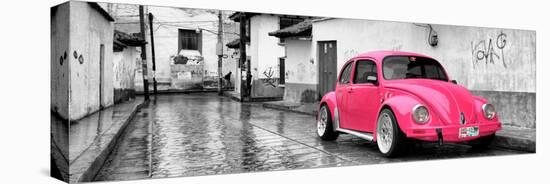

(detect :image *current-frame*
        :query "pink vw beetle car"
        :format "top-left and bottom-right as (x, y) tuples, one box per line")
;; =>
(317, 51), (501, 157)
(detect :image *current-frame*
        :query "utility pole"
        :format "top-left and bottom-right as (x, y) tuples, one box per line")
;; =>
(217, 11), (223, 96)
(239, 12), (249, 100)
(148, 12), (158, 95)
(139, 5), (149, 100)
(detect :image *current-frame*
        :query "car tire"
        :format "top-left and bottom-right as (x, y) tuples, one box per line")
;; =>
(468, 133), (495, 149)
(317, 104), (339, 141)
(376, 108), (408, 157)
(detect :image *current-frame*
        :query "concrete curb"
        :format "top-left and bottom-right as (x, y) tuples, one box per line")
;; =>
(261, 102), (535, 153)
(136, 88), (233, 95)
(493, 131), (536, 153)
(223, 91), (243, 102)
(262, 103), (316, 116)
(72, 100), (148, 183)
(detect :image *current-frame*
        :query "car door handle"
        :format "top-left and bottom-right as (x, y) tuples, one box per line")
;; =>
(347, 88), (354, 93)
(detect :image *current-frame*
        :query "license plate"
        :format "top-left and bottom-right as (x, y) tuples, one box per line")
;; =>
(459, 126), (479, 138)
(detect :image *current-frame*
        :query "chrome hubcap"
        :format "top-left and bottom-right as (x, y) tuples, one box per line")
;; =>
(377, 112), (394, 154)
(317, 106), (328, 136)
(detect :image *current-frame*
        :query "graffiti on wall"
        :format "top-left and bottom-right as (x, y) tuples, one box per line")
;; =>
(344, 49), (359, 61)
(72, 50), (85, 64)
(261, 67), (278, 87)
(471, 32), (508, 68)
(390, 40), (403, 51)
(114, 54), (138, 89)
(230, 51), (239, 59)
(59, 51), (67, 66)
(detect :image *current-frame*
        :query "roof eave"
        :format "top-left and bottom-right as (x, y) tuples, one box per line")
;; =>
(88, 2), (115, 22)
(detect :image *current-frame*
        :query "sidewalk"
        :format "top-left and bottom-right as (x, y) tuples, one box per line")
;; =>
(262, 100), (319, 116)
(68, 98), (146, 183)
(223, 91), (283, 102)
(261, 100), (535, 153)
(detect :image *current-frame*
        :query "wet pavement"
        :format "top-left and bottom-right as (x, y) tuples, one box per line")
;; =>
(67, 99), (144, 183)
(69, 99), (143, 164)
(94, 93), (526, 182)
(51, 113), (69, 182)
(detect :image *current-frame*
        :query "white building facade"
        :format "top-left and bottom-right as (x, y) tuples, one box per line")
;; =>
(103, 4), (238, 91)
(292, 18), (535, 129)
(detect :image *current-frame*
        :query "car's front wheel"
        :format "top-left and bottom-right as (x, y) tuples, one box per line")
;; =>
(317, 105), (339, 141)
(376, 108), (408, 157)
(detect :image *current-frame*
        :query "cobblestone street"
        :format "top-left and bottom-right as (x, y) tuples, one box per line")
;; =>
(94, 93), (525, 181)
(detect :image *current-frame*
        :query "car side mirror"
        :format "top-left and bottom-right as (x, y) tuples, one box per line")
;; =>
(367, 75), (378, 84)
(451, 80), (457, 84)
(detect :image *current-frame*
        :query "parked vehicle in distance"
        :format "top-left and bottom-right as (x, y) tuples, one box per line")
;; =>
(317, 51), (501, 157)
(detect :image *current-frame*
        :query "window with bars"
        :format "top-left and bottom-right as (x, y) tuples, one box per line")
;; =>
(178, 29), (202, 52)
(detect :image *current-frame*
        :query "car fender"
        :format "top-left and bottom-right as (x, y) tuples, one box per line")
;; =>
(378, 90), (435, 137)
(319, 91), (338, 131)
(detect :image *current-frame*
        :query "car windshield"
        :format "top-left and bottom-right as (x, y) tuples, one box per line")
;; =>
(382, 56), (448, 81)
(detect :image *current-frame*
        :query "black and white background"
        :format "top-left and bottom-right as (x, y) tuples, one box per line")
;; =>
(1, 0), (549, 183)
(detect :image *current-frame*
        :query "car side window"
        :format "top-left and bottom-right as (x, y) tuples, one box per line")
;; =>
(353, 60), (377, 84)
(339, 62), (353, 84)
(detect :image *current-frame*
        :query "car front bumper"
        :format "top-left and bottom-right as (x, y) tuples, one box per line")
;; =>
(404, 122), (502, 142)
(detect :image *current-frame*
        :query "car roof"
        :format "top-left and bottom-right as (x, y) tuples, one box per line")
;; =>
(350, 50), (434, 64)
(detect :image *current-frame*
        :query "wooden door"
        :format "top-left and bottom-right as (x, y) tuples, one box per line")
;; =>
(99, 44), (105, 108)
(318, 41), (337, 98)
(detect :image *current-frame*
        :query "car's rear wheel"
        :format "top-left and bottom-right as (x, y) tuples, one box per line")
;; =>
(468, 133), (495, 149)
(317, 105), (339, 141)
(376, 108), (408, 157)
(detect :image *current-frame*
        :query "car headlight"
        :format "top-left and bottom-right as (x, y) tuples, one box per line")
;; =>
(482, 104), (496, 120)
(412, 104), (430, 124)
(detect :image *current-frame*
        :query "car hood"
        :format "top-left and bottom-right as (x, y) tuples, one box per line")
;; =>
(384, 79), (476, 125)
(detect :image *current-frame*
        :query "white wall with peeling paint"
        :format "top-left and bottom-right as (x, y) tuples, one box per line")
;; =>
(312, 18), (536, 93)
(68, 1), (114, 121)
(51, 2), (70, 119)
(113, 47), (139, 90)
(285, 39), (314, 84)
(250, 15), (285, 80)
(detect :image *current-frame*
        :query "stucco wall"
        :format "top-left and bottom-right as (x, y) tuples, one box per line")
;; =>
(472, 91), (536, 128)
(51, 2), (70, 119)
(113, 47), (138, 89)
(170, 63), (205, 90)
(68, 1), (114, 120)
(249, 15), (285, 98)
(285, 39), (314, 84)
(311, 18), (536, 93)
(113, 47), (139, 103)
(282, 39), (316, 103)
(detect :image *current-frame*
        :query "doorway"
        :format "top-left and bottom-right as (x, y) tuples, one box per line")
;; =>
(99, 44), (105, 109)
(317, 41), (337, 98)
(279, 57), (285, 85)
